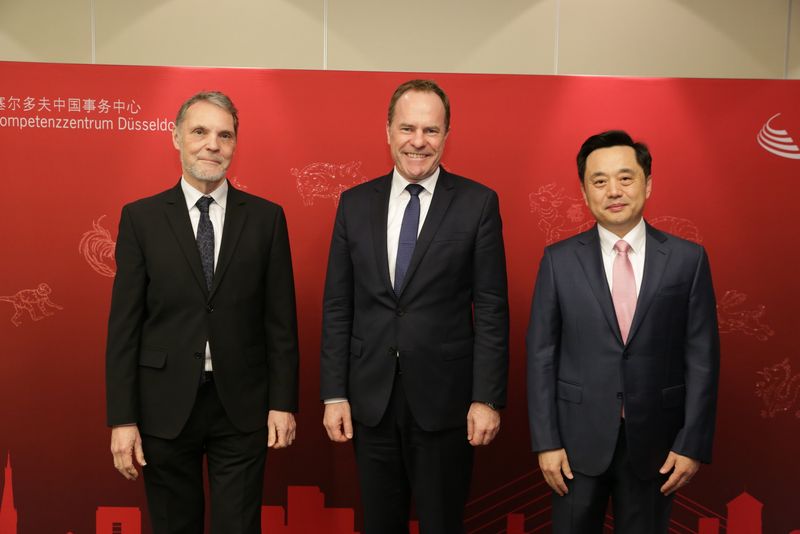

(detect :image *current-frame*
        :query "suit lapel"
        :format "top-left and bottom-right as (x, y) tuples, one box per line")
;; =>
(164, 183), (209, 296)
(396, 169), (455, 298)
(210, 182), (248, 300)
(627, 223), (670, 344)
(574, 226), (623, 343)
(370, 173), (395, 298)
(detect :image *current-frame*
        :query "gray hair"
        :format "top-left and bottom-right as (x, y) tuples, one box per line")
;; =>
(175, 91), (239, 134)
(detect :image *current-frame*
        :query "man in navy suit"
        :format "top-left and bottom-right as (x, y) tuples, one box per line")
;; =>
(321, 79), (509, 533)
(527, 130), (720, 533)
(106, 91), (299, 533)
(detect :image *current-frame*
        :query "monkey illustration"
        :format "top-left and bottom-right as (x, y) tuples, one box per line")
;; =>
(0, 283), (63, 326)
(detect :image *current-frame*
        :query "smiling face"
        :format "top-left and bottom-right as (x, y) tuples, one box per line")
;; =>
(581, 145), (652, 237)
(386, 90), (448, 182)
(172, 100), (236, 192)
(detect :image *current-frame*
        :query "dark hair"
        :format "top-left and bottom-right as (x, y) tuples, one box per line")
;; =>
(387, 79), (450, 132)
(576, 130), (651, 182)
(175, 91), (239, 135)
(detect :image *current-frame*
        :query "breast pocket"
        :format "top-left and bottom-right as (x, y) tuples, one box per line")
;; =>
(657, 282), (690, 297)
(432, 231), (470, 244)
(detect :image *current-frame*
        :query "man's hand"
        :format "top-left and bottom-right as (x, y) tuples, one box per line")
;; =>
(110, 424), (146, 481)
(323, 401), (353, 442)
(267, 410), (296, 449)
(659, 451), (700, 495)
(538, 448), (573, 496)
(467, 402), (501, 446)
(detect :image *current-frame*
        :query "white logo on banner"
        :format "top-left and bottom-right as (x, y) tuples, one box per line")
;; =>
(756, 113), (800, 159)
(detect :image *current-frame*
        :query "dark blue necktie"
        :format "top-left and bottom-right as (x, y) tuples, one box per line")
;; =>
(196, 196), (215, 291)
(394, 184), (424, 293)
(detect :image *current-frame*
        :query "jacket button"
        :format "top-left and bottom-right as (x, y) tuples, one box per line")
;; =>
(194, 352), (204, 359)
(396, 308), (404, 317)
(622, 352), (629, 360)
(207, 304), (214, 313)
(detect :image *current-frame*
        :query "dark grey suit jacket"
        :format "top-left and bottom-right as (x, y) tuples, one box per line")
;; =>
(320, 169), (509, 431)
(106, 181), (299, 439)
(527, 223), (720, 479)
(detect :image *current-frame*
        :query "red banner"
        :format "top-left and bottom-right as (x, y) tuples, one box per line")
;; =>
(1, 62), (798, 533)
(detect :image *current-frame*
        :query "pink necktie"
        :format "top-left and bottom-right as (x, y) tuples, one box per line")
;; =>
(612, 240), (637, 344)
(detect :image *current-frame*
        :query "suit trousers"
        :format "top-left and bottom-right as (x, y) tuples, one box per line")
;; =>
(353, 372), (474, 534)
(141, 378), (268, 534)
(551, 421), (673, 534)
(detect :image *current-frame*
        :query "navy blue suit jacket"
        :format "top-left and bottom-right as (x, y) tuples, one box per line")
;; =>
(320, 169), (509, 431)
(527, 222), (720, 479)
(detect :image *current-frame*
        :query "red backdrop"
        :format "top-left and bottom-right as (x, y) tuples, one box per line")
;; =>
(0, 62), (798, 533)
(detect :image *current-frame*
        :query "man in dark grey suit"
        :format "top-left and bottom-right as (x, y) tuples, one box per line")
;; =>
(527, 130), (720, 533)
(106, 91), (299, 534)
(321, 79), (509, 533)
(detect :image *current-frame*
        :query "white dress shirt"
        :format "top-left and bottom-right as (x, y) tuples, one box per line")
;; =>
(386, 167), (439, 286)
(598, 217), (646, 297)
(181, 177), (228, 371)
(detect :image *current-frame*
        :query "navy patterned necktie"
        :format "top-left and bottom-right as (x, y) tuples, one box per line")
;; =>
(394, 184), (424, 294)
(196, 196), (215, 291)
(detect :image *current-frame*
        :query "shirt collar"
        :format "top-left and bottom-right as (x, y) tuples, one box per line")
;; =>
(597, 217), (646, 254)
(181, 177), (229, 211)
(390, 166), (440, 198)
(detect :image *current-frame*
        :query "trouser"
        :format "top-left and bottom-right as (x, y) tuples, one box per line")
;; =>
(353, 374), (474, 534)
(551, 421), (673, 534)
(141, 377), (267, 534)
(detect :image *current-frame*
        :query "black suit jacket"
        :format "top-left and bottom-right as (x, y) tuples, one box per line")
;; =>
(106, 181), (299, 439)
(527, 223), (720, 479)
(320, 169), (509, 432)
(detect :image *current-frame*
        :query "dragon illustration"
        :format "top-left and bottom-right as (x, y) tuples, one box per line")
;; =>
(755, 359), (800, 419)
(717, 290), (774, 341)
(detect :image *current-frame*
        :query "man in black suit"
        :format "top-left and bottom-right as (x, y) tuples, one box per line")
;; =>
(320, 79), (509, 533)
(106, 91), (299, 534)
(527, 130), (720, 533)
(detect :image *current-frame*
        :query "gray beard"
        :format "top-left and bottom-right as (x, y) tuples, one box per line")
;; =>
(186, 162), (227, 183)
